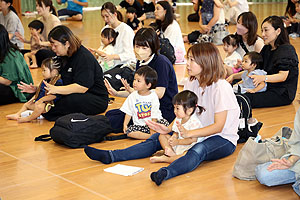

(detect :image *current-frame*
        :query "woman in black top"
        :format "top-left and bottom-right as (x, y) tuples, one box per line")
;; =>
(245, 16), (299, 108)
(19, 25), (109, 120)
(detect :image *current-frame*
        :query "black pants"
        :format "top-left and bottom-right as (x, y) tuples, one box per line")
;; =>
(35, 49), (56, 67)
(244, 89), (293, 108)
(0, 84), (19, 105)
(188, 12), (199, 22)
(42, 93), (108, 121)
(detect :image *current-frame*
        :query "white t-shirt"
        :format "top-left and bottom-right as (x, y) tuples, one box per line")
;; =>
(236, 37), (263, 57)
(172, 113), (204, 155)
(164, 20), (186, 56)
(40, 14), (61, 42)
(224, 51), (242, 68)
(97, 44), (115, 72)
(184, 79), (240, 146)
(120, 90), (162, 126)
(0, 11), (24, 48)
(103, 23), (136, 67)
(236, 0), (249, 13)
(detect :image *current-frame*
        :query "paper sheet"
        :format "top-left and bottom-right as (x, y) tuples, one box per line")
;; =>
(104, 164), (144, 176)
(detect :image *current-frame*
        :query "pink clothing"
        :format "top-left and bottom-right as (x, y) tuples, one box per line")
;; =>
(232, 67), (242, 74)
(184, 79), (240, 145)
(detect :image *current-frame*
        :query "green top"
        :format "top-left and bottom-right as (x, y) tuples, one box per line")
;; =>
(0, 50), (33, 102)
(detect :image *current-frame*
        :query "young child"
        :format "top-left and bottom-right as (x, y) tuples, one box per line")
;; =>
(223, 34), (242, 77)
(232, 51), (267, 94)
(288, 1), (300, 38)
(149, 90), (205, 163)
(6, 58), (63, 123)
(89, 28), (118, 72)
(126, 7), (142, 32)
(120, 66), (169, 139)
(16, 20), (45, 69)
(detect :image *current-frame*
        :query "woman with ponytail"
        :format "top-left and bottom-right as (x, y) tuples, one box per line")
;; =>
(0, 0), (25, 48)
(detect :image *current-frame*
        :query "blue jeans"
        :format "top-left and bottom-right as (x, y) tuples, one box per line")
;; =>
(110, 133), (236, 180)
(201, 12), (213, 25)
(255, 162), (299, 196)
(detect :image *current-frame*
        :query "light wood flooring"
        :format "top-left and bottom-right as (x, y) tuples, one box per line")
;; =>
(1, 3), (300, 200)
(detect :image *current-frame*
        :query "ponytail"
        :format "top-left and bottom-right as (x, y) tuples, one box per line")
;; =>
(196, 105), (205, 115)
(36, 0), (58, 16)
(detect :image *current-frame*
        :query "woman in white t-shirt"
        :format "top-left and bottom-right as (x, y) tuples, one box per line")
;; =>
(84, 43), (240, 186)
(100, 2), (136, 67)
(224, 0), (249, 24)
(235, 12), (264, 57)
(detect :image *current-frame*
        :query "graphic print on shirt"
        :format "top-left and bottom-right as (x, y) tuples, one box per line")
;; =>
(135, 102), (152, 119)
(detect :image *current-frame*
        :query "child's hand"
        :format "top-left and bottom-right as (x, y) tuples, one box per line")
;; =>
(168, 136), (179, 147)
(123, 125), (128, 134)
(226, 74), (234, 83)
(15, 32), (25, 42)
(176, 121), (190, 138)
(33, 34), (41, 45)
(104, 79), (118, 96)
(247, 88), (256, 93)
(234, 59), (242, 69)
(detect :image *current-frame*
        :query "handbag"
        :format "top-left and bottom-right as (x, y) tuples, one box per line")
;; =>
(159, 32), (176, 64)
(211, 23), (229, 46)
(232, 127), (292, 180)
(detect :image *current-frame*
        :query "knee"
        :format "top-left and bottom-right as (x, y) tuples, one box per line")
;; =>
(255, 162), (273, 186)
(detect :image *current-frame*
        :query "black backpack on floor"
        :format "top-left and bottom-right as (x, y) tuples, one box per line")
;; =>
(35, 113), (113, 148)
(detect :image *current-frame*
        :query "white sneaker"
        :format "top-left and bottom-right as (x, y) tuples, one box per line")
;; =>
(20, 110), (44, 120)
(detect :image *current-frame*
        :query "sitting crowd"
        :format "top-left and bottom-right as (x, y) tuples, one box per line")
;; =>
(0, 0), (299, 196)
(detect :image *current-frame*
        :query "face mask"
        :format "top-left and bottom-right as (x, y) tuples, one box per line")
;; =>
(134, 48), (152, 61)
(236, 24), (248, 35)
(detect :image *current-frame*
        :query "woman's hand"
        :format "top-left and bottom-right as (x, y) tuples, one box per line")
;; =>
(17, 81), (37, 93)
(267, 158), (293, 171)
(121, 78), (134, 93)
(104, 79), (118, 96)
(176, 121), (190, 138)
(249, 75), (265, 87)
(43, 80), (58, 95)
(145, 120), (170, 134)
(247, 88), (256, 93)
(102, 53), (114, 61)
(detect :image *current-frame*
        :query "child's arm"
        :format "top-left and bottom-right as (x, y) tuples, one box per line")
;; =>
(226, 71), (244, 83)
(177, 137), (198, 145)
(247, 81), (266, 93)
(123, 114), (131, 133)
(36, 94), (57, 103)
(15, 32), (30, 44)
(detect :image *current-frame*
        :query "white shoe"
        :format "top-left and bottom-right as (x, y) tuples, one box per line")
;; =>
(20, 110), (44, 120)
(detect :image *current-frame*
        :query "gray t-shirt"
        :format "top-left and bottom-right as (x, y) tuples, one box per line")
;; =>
(0, 11), (24, 48)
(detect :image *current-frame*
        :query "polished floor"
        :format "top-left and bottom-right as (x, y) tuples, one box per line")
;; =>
(1, 3), (300, 200)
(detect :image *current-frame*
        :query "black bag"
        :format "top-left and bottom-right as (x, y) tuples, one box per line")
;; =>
(35, 113), (113, 148)
(159, 33), (176, 64)
(103, 65), (135, 91)
(235, 87), (263, 143)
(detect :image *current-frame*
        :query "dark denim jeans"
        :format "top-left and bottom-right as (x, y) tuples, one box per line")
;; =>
(110, 133), (236, 180)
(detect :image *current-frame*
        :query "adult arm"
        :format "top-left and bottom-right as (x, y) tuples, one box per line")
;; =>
(200, 5), (220, 33)
(43, 81), (88, 95)
(227, 0), (238, 7)
(226, 71), (243, 83)
(0, 76), (12, 86)
(250, 71), (289, 87)
(254, 39), (264, 53)
(247, 81), (266, 93)
(138, 13), (146, 22)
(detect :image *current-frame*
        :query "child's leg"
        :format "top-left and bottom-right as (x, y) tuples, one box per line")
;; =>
(127, 131), (151, 140)
(30, 54), (38, 69)
(158, 134), (176, 156)
(18, 101), (46, 123)
(126, 125), (151, 140)
(24, 52), (31, 67)
(150, 153), (184, 163)
(6, 101), (35, 120)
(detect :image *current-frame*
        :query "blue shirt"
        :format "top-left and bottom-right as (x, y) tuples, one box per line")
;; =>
(61, 0), (87, 13)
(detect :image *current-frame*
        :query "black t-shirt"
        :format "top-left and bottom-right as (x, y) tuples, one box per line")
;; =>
(60, 45), (108, 98)
(259, 44), (299, 100)
(120, 0), (144, 18)
(127, 17), (140, 30)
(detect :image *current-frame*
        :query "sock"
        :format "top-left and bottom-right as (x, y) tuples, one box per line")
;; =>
(84, 146), (112, 164)
(150, 168), (167, 186)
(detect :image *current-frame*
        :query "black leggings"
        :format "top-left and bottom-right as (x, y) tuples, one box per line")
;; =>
(244, 89), (293, 108)
(0, 84), (19, 105)
(42, 93), (108, 121)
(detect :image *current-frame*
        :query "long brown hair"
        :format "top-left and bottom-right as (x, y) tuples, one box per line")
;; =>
(237, 12), (259, 46)
(187, 43), (225, 87)
(36, 0), (57, 16)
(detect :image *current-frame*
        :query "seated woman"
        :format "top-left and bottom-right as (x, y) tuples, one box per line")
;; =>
(228, 16), (299, 108)
(18, 25), (108, 121)
(85, 43), (239, 186)
(105, 27), (178, 130)
(255, 107), (300, 197)
(56, 0), (88, 21)
(0, 24), (33, 105)
(152, 1), (186, 63)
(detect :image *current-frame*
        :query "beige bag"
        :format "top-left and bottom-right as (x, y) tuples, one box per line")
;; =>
(232, 127), (292, 181)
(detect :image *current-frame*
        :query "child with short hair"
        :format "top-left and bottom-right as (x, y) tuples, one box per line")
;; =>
(89, 28), (118, 72)
(149, 90), (205, 163)
(16, 20), (46, 69)
(6, 57), (63, 123)
(126, 7), (142, 32)
(120, 66), (169, 139)
(222, 34), (242, 77)
(232, 51), (267, 94)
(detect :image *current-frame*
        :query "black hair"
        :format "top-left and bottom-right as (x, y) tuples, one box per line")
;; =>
(101, 28), (119, 46)
(262, 16), (290, 48)
(172, 90), (205, 116)
(135, 65), (157, 90)
(156, 1), (175, 32)
(36, 0), (58, 16)
(285, 0), (296, 17)
(222, 34), (238, 47)
(134, 28), (160, 55)
(126, 7), (137, 14)
(0, 24), (19, 63)
(244, 51), (263, 68)
(41, 57), (61, 72)
(28, 20), (44, 33)
(2, 0), (18, 15)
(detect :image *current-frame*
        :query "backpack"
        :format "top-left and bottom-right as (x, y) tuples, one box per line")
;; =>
(159, 33), (176, 64)
(235, 87), (263, 143)
(35, 113), (113, 148)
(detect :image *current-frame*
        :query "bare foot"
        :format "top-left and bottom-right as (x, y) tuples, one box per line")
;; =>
(164, 147), (176, 157)
(17, 117), (31, 123)
(29, 64), (38, 69)
(150, 155), (170, 163)
(6, 114), (20, 120)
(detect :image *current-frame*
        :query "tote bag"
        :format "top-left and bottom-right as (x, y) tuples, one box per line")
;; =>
(232, 127), (292, 180)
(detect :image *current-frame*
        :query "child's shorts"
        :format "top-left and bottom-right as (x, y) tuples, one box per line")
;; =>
(125, 119), (170, 134)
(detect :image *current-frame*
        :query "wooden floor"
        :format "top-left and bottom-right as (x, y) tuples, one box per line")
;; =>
(1, 3), (300, 200)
